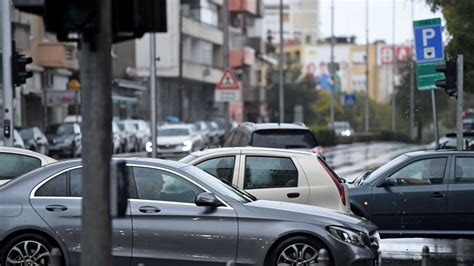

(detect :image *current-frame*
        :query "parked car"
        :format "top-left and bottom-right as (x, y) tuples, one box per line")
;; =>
(117, 120), (140, 152)
(45, 122), (82, 158)
(19, 127), (49, 155)
(193, 120), (212, 145)
(181, 147), (350, 213)
(146, 124), (205, 158)
(0, 158), (380, 265)
(205, 121), (221, 146)
(349, 150), (474, 237)
(435, 132), (474, 150)
(1, 130), (25, 149)
(112, 121), (123, 153)
(121, 119), (150, 151)
(63, 115), (82, 123)
(224, 122), (325, 157)
(0, 146), (56, 185)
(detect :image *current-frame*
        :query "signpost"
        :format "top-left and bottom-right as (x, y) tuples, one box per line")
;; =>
(413, 18), (444, 148)
(215, 68), (241, 102)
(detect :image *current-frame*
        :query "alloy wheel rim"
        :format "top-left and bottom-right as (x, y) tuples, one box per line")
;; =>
(277, 243), (318, 266)
(6, 240), (51, 266)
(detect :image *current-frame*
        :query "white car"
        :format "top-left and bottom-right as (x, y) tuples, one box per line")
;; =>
(180, 147), (351, 213)
(147, 124), (205, 159)
(0, 146), (56, 185)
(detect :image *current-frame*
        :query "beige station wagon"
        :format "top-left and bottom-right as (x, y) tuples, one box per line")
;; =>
(181, 147), (350, 213)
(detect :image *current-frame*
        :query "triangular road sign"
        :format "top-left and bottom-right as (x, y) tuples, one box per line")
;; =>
(216, 68), (240, 90)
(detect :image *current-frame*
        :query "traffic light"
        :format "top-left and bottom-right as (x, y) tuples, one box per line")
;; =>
(13, 0), (167, 43)
(11, 42), (33, 86)
(435, 60), (457, 97)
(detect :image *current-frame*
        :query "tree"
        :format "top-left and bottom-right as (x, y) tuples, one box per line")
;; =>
(427, 0), (474, 92)
(266, 65), (319, 124)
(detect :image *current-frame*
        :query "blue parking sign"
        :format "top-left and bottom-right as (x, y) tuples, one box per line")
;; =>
(413, 18), (444, 62)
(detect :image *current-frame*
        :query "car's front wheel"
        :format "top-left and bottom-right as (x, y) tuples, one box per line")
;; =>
(2, 234), (61, 266)
(266, 236), (332, 266)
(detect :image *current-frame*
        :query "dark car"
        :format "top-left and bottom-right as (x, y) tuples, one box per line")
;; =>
(45, 122), (82, 158)
(224, 122), (324, 156)
(19, 127), (49, 155)
(349, 150), (474, 237)
(0, 158), (380, 266)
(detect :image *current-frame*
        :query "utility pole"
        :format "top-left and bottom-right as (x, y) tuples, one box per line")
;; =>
(150, 33), (157, 158)
(80, 0), (113, 265)
(391, 0), (396, 131)
(223, 0), (230, 133)
(364, 0), (369, 132)
(456, 55), (464, 151)
(279, 0), (284, 123)
(2, 0), (13, 147)
(329, 0), (335, 128)
(409, 0), (415, 139)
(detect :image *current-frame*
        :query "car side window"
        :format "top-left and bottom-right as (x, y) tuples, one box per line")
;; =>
(70, 168), (82, 197)
(455, 157), (474, 184)
(0, 153), (42, 181)
(132, 167), (204, 203)
(35, 173), (68, 197)
(244, 156), (298, 189)
(389, 157), (447, 186)
(195, 156), (235, 184)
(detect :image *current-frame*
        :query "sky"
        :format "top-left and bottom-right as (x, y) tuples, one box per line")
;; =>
(319, 0), (443, 44)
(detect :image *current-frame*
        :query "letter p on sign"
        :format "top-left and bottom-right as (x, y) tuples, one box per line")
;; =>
(422, 28), (435, 47)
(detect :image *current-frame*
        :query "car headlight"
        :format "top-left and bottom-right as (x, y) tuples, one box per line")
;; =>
(145, 141), (153, 153)
(327, 226), (366, 246)
(182, 140), (193, 151)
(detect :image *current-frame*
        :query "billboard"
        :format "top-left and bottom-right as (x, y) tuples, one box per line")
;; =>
(377, 45), (412, 65)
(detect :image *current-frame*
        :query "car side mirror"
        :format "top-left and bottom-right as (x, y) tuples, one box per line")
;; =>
(383, 178), (396, 188)
(195, 192), (223, 208)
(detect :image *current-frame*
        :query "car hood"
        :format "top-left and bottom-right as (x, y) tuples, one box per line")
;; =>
(157, 136), (191, 145)
(243, 200), (376, 232)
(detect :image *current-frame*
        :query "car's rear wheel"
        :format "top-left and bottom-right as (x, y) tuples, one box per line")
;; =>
(266, 236), (332, 266)
(2, 234), (61, 266)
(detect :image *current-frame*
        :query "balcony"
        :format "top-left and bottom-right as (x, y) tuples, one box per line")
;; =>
(37, 43), (78, 70)
(230, 47), (255, 68)
(182, 16), (223, 45)
(183, 61), (223, 85)
(229, 0), (258, 15)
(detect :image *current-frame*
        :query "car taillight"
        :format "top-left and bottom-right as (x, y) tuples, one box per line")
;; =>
(318, 157), (346, 206)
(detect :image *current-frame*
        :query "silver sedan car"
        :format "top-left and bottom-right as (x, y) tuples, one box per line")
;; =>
(0, 158), (380, 266)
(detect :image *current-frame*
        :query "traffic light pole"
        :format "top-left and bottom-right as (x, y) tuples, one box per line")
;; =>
(80, 0), (113, 265)
(2, 0), (13, 146)
(456, 54), (463, 151)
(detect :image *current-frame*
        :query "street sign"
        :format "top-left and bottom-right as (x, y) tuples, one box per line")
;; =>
(413, 18), (444, 63)
(416, 61), (445, 91)
(215, 68), (241, 102)
(413, 18), (444, 91)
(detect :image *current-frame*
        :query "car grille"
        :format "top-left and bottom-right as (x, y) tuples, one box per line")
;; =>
(158, 144), (178, 150)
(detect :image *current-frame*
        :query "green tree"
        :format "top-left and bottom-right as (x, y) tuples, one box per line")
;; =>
(427, 0), (474, 92)
(266, 65), (319, 123)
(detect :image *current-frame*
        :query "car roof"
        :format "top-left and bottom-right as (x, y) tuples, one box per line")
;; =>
(160, 124), (193, 129)
(405, 149), (474, 157)
(189, 146), (316, 157)
(236, 123), (308, 131)
(0, 146), (57, 165)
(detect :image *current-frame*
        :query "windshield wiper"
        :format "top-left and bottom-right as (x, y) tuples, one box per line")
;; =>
(356, 168), (377, 185)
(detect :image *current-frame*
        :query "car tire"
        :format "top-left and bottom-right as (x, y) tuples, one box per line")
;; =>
(266, 236), (332, 266)
(1, 234), (62, 266)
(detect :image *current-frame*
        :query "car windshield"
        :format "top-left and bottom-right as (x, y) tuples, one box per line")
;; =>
(20, 128), (34, 140)
(159, 128), (190, 136)
(182, 165), (252, 203)
(362, 154), (410, 184)
(46, 124), (74, 135)
(251, 129), (319, 149)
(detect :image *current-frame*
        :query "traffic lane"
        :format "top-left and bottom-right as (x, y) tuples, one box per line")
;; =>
(381, 238), (474, 265)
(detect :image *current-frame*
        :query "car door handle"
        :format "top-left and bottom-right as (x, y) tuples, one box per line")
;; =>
(139, 206), (161, 213)
(45, 205), (68, 212)
(431, 192), (446, 198)
(287, 192), (300, 198)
